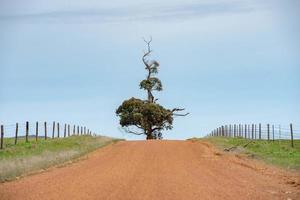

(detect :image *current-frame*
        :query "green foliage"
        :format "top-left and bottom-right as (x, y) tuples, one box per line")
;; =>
(116, 39), (186, 139)
(139, 77), (162, 91)
(116, 98), (173, 134)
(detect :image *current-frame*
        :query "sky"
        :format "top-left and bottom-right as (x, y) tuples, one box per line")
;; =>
(0, 0), (299, 140)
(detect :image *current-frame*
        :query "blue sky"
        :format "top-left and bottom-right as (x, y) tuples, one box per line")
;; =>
(0, 0), (299, 140)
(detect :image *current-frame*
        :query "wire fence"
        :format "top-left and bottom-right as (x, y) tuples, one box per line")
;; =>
(206, 123), (300, 147)
(0, 121), (95, 149)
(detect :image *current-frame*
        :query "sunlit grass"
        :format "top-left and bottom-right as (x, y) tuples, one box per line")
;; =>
(0, 135), (123, 182)
(200, 137), (300, 170)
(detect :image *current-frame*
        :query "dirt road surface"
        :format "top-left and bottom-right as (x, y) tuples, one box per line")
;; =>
(0, 140), (299, 200)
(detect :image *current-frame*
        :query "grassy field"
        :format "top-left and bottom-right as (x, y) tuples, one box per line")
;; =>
(0, 135), (122, 182)
(200, 137), (300, 170)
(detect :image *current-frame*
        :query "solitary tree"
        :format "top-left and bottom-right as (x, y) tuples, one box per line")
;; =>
(116, 37), (188, 139)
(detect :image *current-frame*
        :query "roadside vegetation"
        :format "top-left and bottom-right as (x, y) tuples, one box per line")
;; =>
(0, 135), (122, 182)
(199, 137), (300, 170)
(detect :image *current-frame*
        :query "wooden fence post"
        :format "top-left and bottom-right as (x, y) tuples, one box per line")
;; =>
(26, 121), (29, 142)
(36, 121), (39, 141)
(15, 123), (19, 145)
(279, 125), (281, 140)
(68, 124), (70, 137)
(44, 122), (47, 140)
(290, 123), (294, 148)
(255, 124), (257, 139)
(221, 126), (224, 136)
(57, 123), (60, 138)
(251, 124), (254, 140)
(248, 125), (250, 138)
(234, 124), (237, 137)
(52, 122), (55, 139)
(267, 124), (270, 141)
(73, 125), (75, 135)
(259, 123), (261, 139)
(272, 125), (274, 142)
(1, 125), (4, 149)
(64, 124), (66, 138)
(244, 124), (247, 138)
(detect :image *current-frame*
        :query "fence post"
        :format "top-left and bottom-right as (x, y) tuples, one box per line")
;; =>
(255, 124), (257, 139)
(272, 125), (274, 142)
(221, 126), (224, 137)
(241, 124), (243, 137)
(251, 124), (254, 140)
(15, 123), (19, 145)
(52, 122), (55, 139)
(73, 125), (75, 135)
(235, 124), (237, 137)
(26, 121), (29, 142)
(81, 127), (83, 135)
(64, 124), (66, 138)
(1, 125), (4, 149)
(44, 122), (47, 140)
(248, 125), (250, 138)
(244, 124), (247, 138)
(259, 123), (261, 139)
(57, 123), (60, 138)
(279, 125), (281, 140)
(267, 124), (270, 141)
(36, 121), (39, 141)
(68, 124), (70, 137)
(290, 123), (294, 148)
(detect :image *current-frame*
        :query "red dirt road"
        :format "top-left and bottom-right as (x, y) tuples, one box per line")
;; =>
(0, 140), (299, 200)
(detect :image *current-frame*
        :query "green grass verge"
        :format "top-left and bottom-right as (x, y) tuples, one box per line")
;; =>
(0, 135), (123, 182)
(200, 137), (300, 170)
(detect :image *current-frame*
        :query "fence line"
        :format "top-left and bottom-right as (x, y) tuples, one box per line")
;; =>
(0, 121), (95, 149)
(207, 123), (299, 147)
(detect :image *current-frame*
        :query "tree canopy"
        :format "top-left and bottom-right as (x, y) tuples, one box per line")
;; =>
(116, 37), (188, 139)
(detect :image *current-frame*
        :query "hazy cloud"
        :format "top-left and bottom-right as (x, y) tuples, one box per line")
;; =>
(0, 1), (254, 23)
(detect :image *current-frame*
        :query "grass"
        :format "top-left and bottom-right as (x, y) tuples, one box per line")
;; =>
(0, 135), (123, 182)
(200, 137), (300, 170)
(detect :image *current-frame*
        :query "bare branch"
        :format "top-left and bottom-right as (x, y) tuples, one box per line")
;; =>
(143, 36), (152, 52)
(142, 36), (153, 69)
(173, 112), (190, 117)
(127, 130), (145, 135)
(171, 108), (189, 117)
(171, 108), (185, 113)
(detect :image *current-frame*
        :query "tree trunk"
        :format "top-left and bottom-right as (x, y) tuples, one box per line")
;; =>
(146, 134), (154, 140)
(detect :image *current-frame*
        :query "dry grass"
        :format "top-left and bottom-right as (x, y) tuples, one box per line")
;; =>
(0, 135), (122, 182)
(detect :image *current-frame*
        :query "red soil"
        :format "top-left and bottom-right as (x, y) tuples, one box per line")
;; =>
(0, 140), (299, 200)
